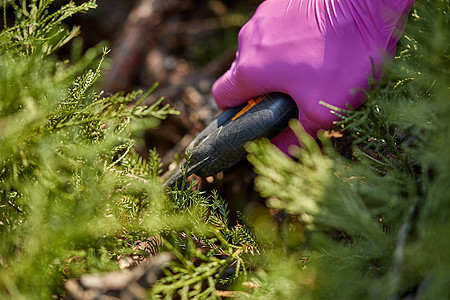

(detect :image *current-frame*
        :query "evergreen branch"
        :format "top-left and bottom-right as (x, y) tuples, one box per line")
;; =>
(0, 0), (96, 54)
(45, 25), (80, 54)
(40, 1), (96, 27)
(152, 262), (223, 294)
(107, 143), (133, 169)
(151, 256), (232, 297)
(387, 195), (421, 299)
(2, 0), (6, 29)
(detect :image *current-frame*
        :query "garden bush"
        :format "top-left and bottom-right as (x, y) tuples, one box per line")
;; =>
(0, 0), (448, 299)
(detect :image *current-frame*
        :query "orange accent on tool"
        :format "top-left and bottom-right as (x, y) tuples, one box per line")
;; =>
(231, 95), (266, 121)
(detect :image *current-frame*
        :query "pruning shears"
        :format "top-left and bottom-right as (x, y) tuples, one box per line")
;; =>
(163, 92), (298, 188)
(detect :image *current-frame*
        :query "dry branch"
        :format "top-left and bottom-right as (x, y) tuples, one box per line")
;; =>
(65, 252), (174, 300)
(102, 0), (178, 93)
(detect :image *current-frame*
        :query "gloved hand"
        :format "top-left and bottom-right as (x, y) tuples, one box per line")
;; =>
(212, 0), (415, 154)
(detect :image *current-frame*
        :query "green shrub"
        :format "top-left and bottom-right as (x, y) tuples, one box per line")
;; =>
(0, 1), (176, 297)
(245, 0), (449, 298)
(0, 0), (448, 299)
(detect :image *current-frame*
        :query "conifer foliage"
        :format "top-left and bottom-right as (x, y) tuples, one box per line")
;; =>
(0, 1), (256, 298)
(246, 1), (450, 298)
(0, 0), (448, 299)
(0, 0), (178, 297)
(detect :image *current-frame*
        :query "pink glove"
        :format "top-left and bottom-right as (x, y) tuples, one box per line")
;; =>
(212, 0), (415, 154)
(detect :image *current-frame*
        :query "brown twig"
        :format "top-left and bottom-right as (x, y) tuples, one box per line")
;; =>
(102, 0), (178, 93)
(65, 252), (174, 300)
